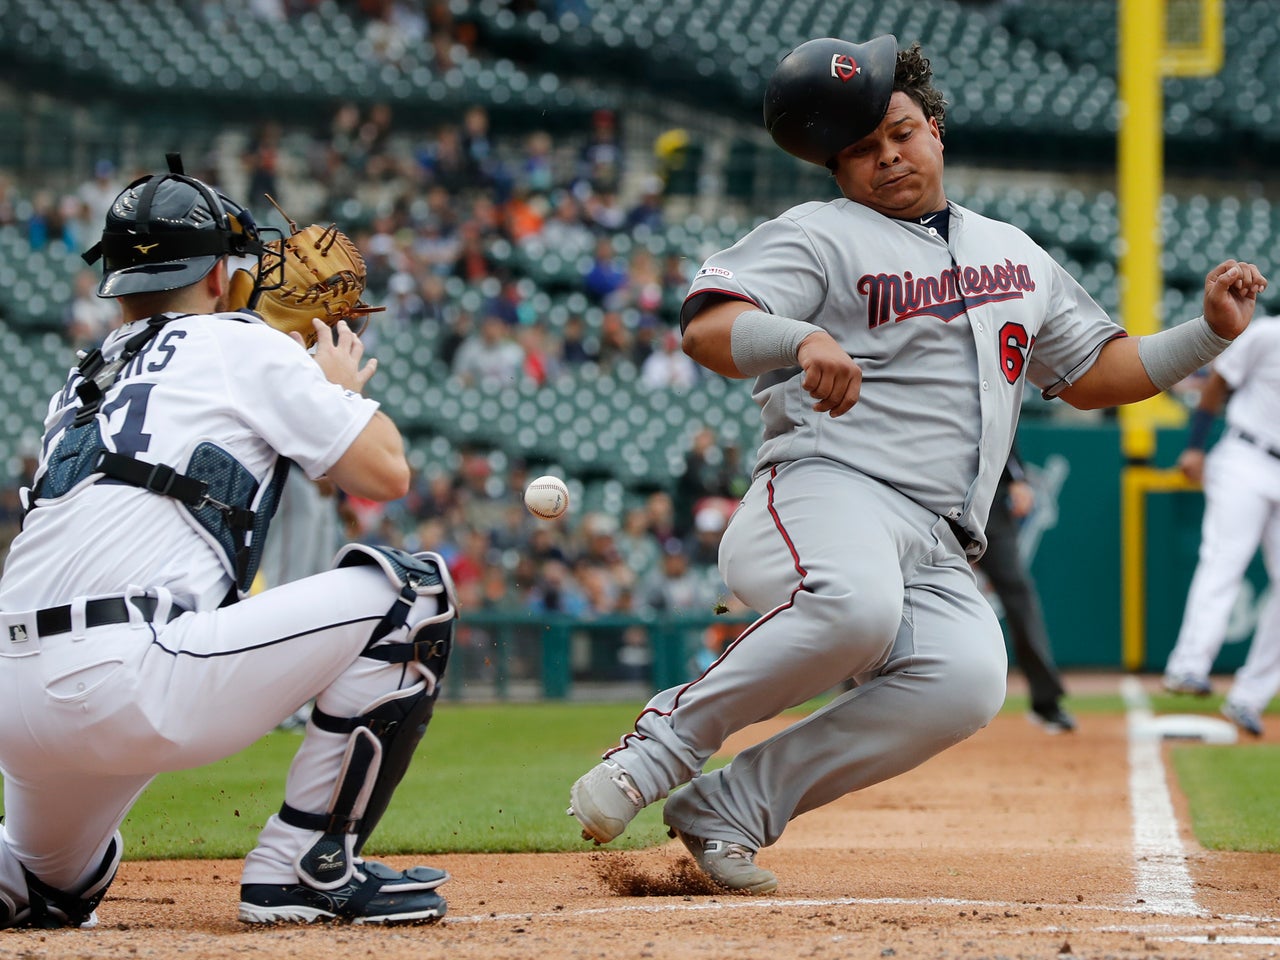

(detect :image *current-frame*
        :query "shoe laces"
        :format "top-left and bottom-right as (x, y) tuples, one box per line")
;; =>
(707, 839), (756, 861)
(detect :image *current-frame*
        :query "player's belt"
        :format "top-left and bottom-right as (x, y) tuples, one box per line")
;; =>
(1230, 429), (1280, 462)
(33, 596), (185, 637)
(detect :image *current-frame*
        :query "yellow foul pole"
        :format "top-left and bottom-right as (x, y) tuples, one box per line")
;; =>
(1117, 0), (1183, 462)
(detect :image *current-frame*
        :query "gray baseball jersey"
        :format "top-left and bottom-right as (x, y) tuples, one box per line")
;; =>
(682, 199), (1125, 550)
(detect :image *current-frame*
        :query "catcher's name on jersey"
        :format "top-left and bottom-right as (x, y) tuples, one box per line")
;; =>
(683, 199), (1125, 547)
(1, 311), (380, 613)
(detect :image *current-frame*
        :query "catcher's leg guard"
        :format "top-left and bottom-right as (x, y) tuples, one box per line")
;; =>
(19, 832), (122, 929)
(278, 547), (455, 891)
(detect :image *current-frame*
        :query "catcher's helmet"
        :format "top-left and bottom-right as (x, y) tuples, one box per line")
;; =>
(83, 156), (266, 298)
(764, 35), (898, 168)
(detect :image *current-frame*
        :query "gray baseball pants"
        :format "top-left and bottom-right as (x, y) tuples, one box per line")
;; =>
(608, 458), (1008, 851)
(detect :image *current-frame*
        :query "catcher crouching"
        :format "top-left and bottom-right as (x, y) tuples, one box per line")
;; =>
(0, 155), (453, 928)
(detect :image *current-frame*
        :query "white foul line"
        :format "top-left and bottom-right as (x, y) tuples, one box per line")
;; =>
(1120, 675), (1202, 916)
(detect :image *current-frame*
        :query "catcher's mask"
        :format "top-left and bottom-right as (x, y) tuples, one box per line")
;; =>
(764, 35), (898, 169)
(83, 154), (278, 299)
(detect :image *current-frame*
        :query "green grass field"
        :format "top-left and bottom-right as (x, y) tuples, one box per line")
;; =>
(2, 694), (1277, 860)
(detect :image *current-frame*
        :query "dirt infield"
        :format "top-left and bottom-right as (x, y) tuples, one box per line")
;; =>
(3, 675), (1278, 960)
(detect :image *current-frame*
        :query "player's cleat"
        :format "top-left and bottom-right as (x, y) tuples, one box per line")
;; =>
(1220, 700), (1265, 738)
(670, 829), (778, 894)
(1028, 705), (1076, 734)
(568, 760), (644, 844)
(1162, 673), (1212, 697)
(238, 865), (446, 925)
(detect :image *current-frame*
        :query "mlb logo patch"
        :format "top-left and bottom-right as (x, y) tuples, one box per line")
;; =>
(697, 266), (734, 279)
(8, 624), (28, 642)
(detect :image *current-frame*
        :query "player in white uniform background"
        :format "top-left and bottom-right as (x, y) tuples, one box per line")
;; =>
(0, 163), (457, 927)
(569, 36), (1267, 893)
(1162, 316), (1280, 737)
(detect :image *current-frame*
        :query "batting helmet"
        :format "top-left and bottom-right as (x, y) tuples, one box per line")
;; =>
(764, 35), (898, 168)
(83, 155), (267, 298)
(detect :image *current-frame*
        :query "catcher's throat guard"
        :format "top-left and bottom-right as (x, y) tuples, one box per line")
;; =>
(279, 546), (457, 889)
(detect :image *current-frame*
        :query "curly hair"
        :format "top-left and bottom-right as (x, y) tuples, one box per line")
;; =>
(894, 41), (947, 138)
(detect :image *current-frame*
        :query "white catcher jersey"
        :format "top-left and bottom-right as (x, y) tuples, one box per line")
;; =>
(0, 311), (379, 612)
(682, 199), (1125, 548)
(1213, 314), (1280, 449)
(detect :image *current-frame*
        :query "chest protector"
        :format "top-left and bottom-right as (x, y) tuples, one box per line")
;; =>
(27, 315), (291, 601)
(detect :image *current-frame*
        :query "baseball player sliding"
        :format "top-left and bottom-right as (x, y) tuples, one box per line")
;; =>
(0, 157), (457, 927)
(569, 36), (1267, 893)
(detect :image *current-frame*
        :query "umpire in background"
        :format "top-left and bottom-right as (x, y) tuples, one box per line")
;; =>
(976, 445), (1074, 733)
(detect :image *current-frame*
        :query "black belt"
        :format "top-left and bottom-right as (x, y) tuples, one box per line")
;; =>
(33, 596), (184, 637)
(1232, 429), (1280, 462)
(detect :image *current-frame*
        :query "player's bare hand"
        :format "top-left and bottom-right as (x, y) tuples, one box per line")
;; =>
(292, 318), (378, 394)
(1177, 447), (1206, 485)
(797, 331), (862, 417)
(1203, 260), (1267, 340)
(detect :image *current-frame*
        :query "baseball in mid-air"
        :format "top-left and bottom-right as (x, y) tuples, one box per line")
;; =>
(524, 475), (570, 520)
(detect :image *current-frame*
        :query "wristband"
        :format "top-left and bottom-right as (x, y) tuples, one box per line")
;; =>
(730, 310), (825, 376)
(1185, 407), (1215, 450)
(1136, 315), (1233, 392)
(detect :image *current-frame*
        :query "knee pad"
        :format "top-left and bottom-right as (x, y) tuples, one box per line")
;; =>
(334, 544), (457, 669)
(20, 832), (122, 929)
(280, 546), (458, 888)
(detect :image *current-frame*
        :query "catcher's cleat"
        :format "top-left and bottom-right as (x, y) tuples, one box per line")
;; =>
(1162, 673), (1213, 697)
(1221, 700), (1265, 738)
(238, 862), (446, 925)
(568, 760), (644, 844)
(669, 829), (778, 894)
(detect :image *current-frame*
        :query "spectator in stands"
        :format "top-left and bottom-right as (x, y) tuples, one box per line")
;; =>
(596, 310), (634, 371)
(539, 191), (595, 256)
(439, 309), (476, 369)
(518, 322), (559, 386)
(503, 184), (547, 243)
(527, 558), (589, 616)
(414, 216), (462, 275)
(416, 272), (452, 330)
(630, 315), (660, 367)
(583, 235), (629, 305)
(78, 160), (118, 232)
(453, 220), (496, 283)
(620, 247), (665, 321)
(676, 426), (729, 529)
(452, 313), (525, 387)
(520, 130), (556, 194)
(243, 120), (283, 205)
(616, 506), (661, 579)
(645, 490), (678, 545)
(64, 268), (121, 349)
(639, 329), (699, 390)
(578, 109), (623, 195)
(584, 191), (626, 233)
(383, 272), (425, 330)
(626, 175), (667, 235)
(639, 538), (708, 613)
(560, 314), (595, 366)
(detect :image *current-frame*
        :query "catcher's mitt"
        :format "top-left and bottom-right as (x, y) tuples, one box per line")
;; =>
(228, 197), (383, 346)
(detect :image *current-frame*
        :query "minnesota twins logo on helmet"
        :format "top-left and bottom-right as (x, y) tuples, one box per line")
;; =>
(764, 35), (898, 168)
(830, 54), (859, 81)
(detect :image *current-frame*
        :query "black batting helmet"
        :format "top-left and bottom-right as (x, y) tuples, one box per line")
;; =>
(764, 35), (898, 168)
(83, 155), (267, 298)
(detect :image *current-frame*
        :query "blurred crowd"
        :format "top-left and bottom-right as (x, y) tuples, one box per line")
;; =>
(0, 46), (754, 684)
